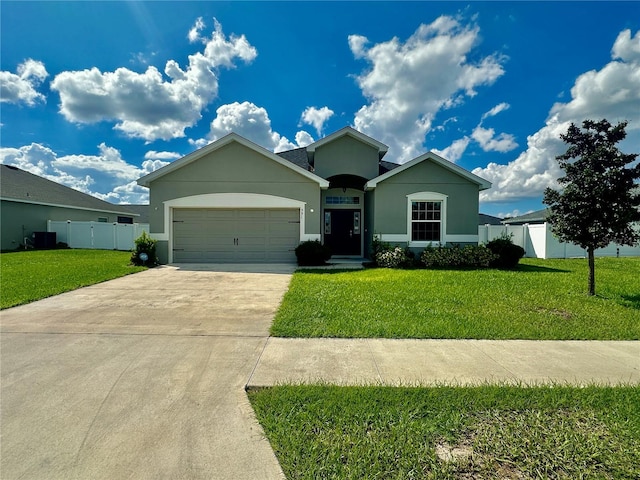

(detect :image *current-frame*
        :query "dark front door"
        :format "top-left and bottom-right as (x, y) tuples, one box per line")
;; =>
(324, 209), (361, 256)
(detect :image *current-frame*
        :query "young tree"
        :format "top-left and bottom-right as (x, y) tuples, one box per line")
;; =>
(543, 119), (640, 295)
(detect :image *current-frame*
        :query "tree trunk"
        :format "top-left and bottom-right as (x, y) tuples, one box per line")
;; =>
(588, 246), (596, 296)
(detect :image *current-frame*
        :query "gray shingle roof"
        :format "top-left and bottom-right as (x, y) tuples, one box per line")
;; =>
(502, 208), (550, 224)
(0, 164), (136, 215)
(479, 213), (503, 225)
(379, 160), (401, 174)
(276, 148), (311, 170)
(119, 204), (149, 223)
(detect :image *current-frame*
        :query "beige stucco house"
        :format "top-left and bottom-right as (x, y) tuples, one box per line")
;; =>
(137, 127), (491, 263)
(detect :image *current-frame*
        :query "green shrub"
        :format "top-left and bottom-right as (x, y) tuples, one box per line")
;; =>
(295, 240), (331, 266)
(421, 244), (497, 269)
(371, 235), (389, 260)
(371, 236), (416, 268)
(130, 231), (158, 266)
(486, 233), (525, 269)
(375, 246), (415, 268)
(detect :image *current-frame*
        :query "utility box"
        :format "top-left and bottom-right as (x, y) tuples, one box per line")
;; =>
(34, 232), (56, 249)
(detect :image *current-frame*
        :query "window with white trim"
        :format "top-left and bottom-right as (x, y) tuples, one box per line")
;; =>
(411, 201), (441, 241)
(407, 192), (447, 244)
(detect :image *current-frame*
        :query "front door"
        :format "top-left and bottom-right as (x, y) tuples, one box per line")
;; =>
(324, 209), (361, 256)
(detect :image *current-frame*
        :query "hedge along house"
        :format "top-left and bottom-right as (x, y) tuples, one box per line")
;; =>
(137, 127), (491, 264)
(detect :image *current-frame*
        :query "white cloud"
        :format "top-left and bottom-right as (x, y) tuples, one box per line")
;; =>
(0, 143), (58, 178)
(474, 29), (640, 203)
(350, 15), (506, 163)
(0, 143), (167, 204)
(97, 181), (151, 204)
(52, 143), (141, 181)
(188, 137), (210, 150)
(472, 103), (518, 153)
(481, 102), (510, 120)
(300, 106), (334, 135)
(496, 209), (531, 219)
(295, 130), (314, 147)
(188, 17), (206, 43)
(50, 18), (257, 142)
(144, 150), (181, 161)
(612, 29), (640, 63)
(200, 101), (313, 152)
(0, 59), (48, 106)
(471, 126), (518, 153)
(432, 137), (470, 163)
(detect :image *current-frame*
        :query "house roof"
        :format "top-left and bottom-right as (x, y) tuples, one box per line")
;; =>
(137, 133), (329, 188)
(0, 164), (138, 216)
(276, 147), (310, 170)
(379, 160), (401, 174)
(120, 204), (150, 223)
(364, 151), (492, 191)
(502, 208), (550, 224)
(305, 126), (389, 161)
(479, 213), (504, 225)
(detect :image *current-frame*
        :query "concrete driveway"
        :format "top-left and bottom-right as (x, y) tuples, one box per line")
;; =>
(1, 264), (294, 480)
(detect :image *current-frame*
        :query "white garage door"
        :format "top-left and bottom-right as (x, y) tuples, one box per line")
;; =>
(172, 208), (300, 263)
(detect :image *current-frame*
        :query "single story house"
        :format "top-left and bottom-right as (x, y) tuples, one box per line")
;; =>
(137, 127), (491, 264)
(0, 164), (139, 250)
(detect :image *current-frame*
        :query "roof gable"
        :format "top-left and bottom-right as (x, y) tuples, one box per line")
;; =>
(137, 133), (329, 188)
(364, 151), (491, 191)
(0, 164), (136, 215)
(306, 126), (388, 160)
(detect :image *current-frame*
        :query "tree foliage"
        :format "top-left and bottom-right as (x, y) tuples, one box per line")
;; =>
(543, 119), (640, 295)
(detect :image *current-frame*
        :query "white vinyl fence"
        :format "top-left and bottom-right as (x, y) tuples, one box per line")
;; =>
(479, 223), (640, 259)
(47, 220), (149, 251)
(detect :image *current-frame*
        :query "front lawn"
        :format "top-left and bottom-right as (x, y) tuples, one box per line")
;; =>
(249, 385), (640, 480)
(0, 249), (146, 309)
(271, 258), (640, 340)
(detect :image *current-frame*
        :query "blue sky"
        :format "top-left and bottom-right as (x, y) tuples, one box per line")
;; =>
(2, 1), (639, 218)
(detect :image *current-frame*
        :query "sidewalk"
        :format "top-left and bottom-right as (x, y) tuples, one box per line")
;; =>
(248, 338), (640, 387)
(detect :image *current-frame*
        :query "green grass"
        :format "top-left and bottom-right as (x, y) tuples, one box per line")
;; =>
(0, 249), (146, 309)
(249, 384), (640, 479)
(272, 258), (640, 340)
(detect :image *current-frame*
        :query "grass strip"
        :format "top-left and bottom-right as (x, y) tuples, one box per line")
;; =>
(272, 258), (640, 340)
(248, 384), (640, 479)
(1, 249), (146, 309)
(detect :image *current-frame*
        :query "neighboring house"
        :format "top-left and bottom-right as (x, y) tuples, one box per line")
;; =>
(137, 127), (491, 264)
(0, 164), (139, 250)
(479, 213), (503, 225)
(502, 209), (550, 225)
(120, 204), (150, 224)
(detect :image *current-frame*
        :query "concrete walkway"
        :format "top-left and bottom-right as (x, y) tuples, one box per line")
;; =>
(248, 338), (640, 387)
